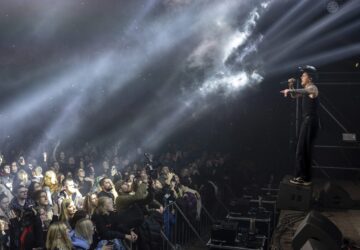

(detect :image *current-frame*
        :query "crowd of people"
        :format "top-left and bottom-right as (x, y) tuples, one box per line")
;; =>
(0, 142), (230, 250)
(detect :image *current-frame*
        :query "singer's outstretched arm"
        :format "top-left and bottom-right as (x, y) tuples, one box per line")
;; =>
(281, 84), (318, 98)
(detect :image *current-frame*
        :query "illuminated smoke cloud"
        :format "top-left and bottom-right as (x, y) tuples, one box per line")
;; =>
(186, 1), (271, 95)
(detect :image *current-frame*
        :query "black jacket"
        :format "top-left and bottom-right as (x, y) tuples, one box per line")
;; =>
(92, 211), (127, 240)
(10, 210), (44, 250)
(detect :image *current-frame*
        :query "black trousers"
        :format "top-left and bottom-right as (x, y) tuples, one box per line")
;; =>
(295, 115), (319, 181)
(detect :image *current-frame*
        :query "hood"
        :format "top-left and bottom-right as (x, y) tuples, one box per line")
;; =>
(69, 230), (90, 250)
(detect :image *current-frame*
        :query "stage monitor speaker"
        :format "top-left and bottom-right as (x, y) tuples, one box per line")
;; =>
(319, 182), (354, 209)
(292, 211), (342, 250)
(300, 238), (328, 250)
(211, 221), (238, 245)
(277, 175), (313, 211)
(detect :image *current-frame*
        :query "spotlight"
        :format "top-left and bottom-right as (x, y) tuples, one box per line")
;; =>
(326, 1), (340, 13)
(325, 0), (346, 14)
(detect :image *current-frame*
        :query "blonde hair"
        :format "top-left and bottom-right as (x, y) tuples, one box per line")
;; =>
(59, 199), (75, 223)
(46, 222), (72, 250)
(75, 218), (94, 245)
(94, 197), (111, 215)
(17, 169), (28, 184)
(44, 170), (59, 193)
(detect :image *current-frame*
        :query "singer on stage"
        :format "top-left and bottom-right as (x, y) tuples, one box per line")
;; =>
(280, 66), (319, 186)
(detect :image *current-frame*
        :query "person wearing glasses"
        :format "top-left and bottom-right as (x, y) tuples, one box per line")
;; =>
(9, 184), (34, 213)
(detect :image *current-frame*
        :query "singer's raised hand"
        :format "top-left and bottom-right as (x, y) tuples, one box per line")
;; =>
(280, 89), (290, 97)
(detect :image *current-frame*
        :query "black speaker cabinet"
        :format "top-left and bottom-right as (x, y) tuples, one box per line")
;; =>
(301, 238), (328, 250)
(277, 175), (313, 211)
(319, 182), (354, 209)
(292, 211), (342, 250)
(211, 221), (238, 245)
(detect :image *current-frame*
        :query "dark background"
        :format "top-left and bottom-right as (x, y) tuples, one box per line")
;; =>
(0, 0), (359, 180)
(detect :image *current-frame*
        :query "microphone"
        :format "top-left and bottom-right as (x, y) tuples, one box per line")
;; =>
(280, 78), (296, 85)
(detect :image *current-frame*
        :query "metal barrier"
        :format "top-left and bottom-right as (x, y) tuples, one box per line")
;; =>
(121, 200), (214, 250)
(119, 195), (215, 250)
(162, 201), (214, 250)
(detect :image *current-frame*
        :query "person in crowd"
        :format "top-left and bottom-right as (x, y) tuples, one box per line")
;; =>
(28, 181), (43, 200)
(92, 197), (137, 245)
(33, 190), (53, 223)
(109, 165), (122, 185)
(70, 218), (113, 250)
(0, 216), (9, 250)
(10, 162), (18, 179)
(58, 178), (83, 209)
(74, 168), (93, 196)
(115, 179), (150, 213)
(83, 193), (98, 217)
(159, 166), (175, 186)
(66, 156), (77, 177)
(59, 198), (77, 228)
(18, 156), (27, 170)
(0, 165), (13, 192)
(69, 210), (89, 230)
(13, 169), (31, 188)
(45, 222), (73, 250)
(37, 206), (52, 235)
(70, 218), (93, 250)
(97, 178), (116, 203)
(9, 208), (44, 250)
(58, 152), (67, 170)
(0, 194), (10, 222)
(178, 179), (202, 221)
(43, 170), (59, 206)
(9, 184), (34, 213)
(31, 166), (43, 183)
(48, 162), (60, 175)
(99, 160), (110, 177)
(0, 140), (234, 249)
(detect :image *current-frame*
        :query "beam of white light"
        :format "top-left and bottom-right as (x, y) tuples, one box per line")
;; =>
(0, 1), (161, 145)
(93, 68), (185, 151)
(263, 0), (323, 46)
(295, 19), (360, 54)
(31, 1), (77, 40)
(94, 1), (266, 154)
(123, 0), (159, 36)
(24, 1), (211, 152)
(80, 0), (255, 145)
(96, 0), (357, 157)
(265, 0), (360, 65)
(132, 90), (213, 158)
(270, 44), (360, 75)
(0, 52), (115, 132)
(27, 54), (120, 156)
(0, 0), (158, 114)
(20, 2), (207, 154)
(118, 1), (272, 154)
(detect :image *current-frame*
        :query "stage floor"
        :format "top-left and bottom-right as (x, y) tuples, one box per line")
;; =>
(270, 178), (360, 250)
